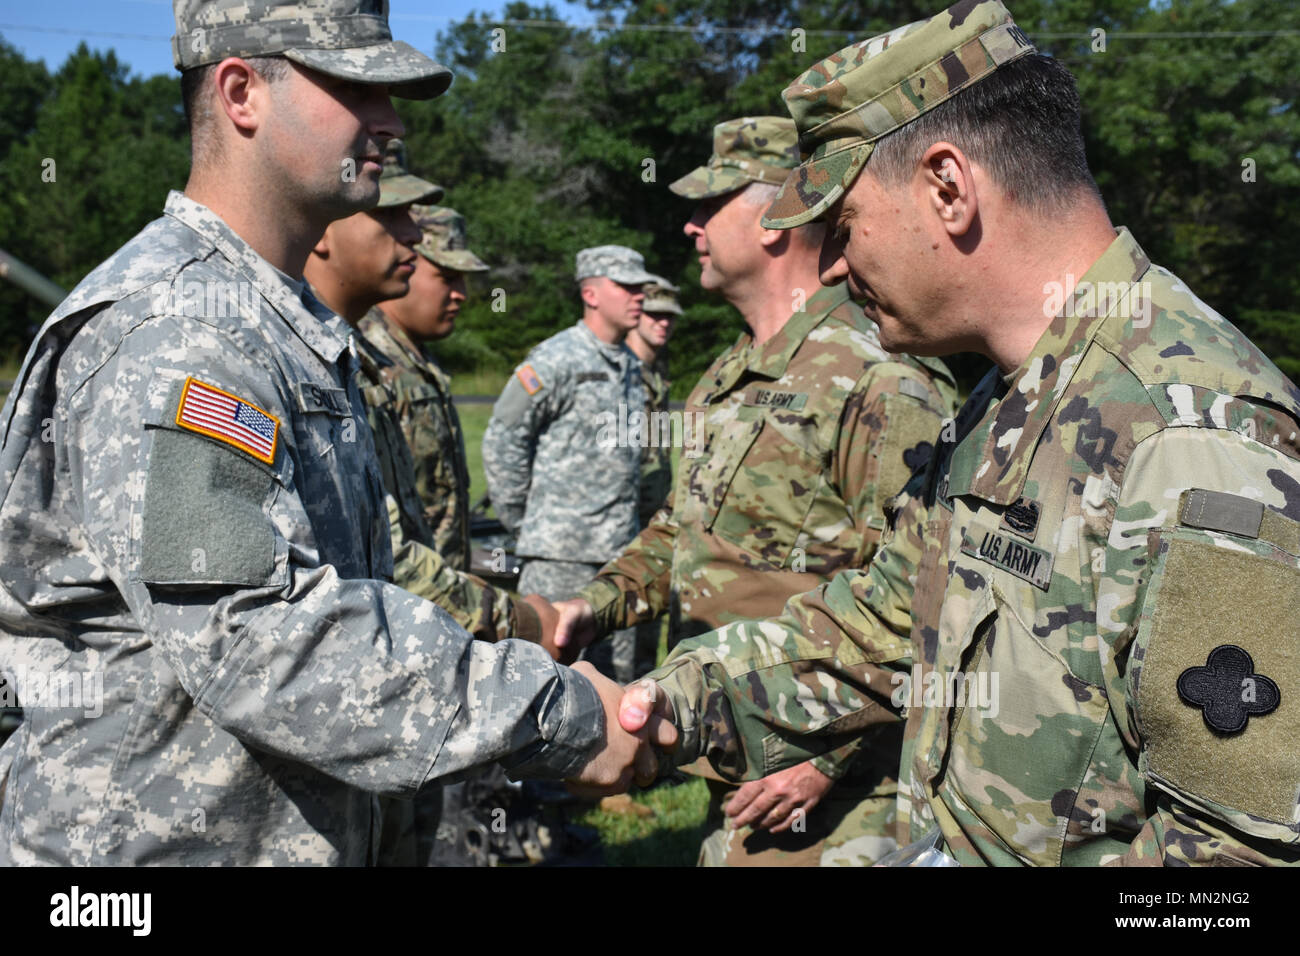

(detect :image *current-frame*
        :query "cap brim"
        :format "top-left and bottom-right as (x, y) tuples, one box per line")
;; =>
(378, 173), (444, 207)
(761, 145), (872, 229)
(421, 248), (490, 273)
(668, 165), (754, 200)
(284, 41), (452, 100)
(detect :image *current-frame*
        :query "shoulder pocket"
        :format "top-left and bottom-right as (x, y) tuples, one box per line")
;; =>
(1131, 491), (1300, 841)
(132, 398), (290, 588)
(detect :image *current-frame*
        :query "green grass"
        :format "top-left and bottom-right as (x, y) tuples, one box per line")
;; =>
(456, 402), (493, 505)
(575, 775), (711, 867)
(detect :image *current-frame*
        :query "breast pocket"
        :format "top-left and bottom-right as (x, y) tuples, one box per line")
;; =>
(936, 580), (1110, 866)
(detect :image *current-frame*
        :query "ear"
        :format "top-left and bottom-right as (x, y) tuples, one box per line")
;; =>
(579, 279), (601, 310)
(758, 226), (785, 249)
(920, 142), (977, 238)
(211, 57), (266, 135)
(311, 225), (333, 259)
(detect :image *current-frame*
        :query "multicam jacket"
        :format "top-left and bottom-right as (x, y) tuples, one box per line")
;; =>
(650, 230), (1300, 866)
(0, 193), (601, 865)
(580, 282), (956, 781)
(358, 311), (472, 571)
(637, 353), (673, 528)
(352, 310), (529, 643)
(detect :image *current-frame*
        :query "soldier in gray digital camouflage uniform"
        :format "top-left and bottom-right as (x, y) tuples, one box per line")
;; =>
(483, 246), (651, 680)
(0, 0), (668, 866)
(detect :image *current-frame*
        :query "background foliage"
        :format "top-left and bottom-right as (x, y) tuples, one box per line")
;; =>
(1, 0), (1298, 394)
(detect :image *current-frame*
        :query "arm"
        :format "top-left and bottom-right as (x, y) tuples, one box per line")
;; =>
(577, 501), (681, 638)
(482, 360), (558, 536)
(68, 321), (602, 792)
(385, 494), (539, 644)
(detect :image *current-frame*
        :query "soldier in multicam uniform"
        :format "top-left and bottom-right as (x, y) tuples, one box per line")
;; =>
(483, 246), (651, 679)
(621, 276), (679, 682)
(362, 205), (489, 574)
(552, 116), (957, 866)
(0, 0), (666, 866)
(304, 141), (549, 648)
(622, 0), (1300, 866)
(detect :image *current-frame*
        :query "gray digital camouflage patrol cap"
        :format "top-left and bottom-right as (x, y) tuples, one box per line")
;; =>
(574, 245), (657, 285)
(377, 138), (443, 207)
(763, 0), (1035, 228)
(642, 275), (682, 317)
(669, 116), (800, 200)
(412, 205), (490, 273)
(171, 0), (452, 100)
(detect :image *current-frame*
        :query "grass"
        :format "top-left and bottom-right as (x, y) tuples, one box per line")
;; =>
(575, 775), (711, 867)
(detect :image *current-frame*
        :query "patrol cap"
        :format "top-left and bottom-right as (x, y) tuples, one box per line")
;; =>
(668, 116), (800, 200)
(763, 0), (1036, 229)
(377, 139), (443, 207)
(642, 275), (682, 316)
(574, 245), (657, 286)
(171, 0), (453, 100)
(412, 205), (489, 272)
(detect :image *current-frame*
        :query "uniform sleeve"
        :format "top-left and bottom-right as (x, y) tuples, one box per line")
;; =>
(65, 319), (602, 795)
(482, 357), (561, 536)
(648, 485), (924, 783)
(789, 362), (950, 780)
(579, 501), (679, 636)
(385, 494), (529, 643)
(1095, 426), (1300, 864)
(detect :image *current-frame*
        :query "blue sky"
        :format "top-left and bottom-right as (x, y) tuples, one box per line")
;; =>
(0, 0), (597, 77)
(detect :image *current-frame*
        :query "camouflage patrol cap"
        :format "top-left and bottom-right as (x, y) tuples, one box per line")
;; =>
(642, 275), (682, 316)
(171, 0), (452, 100)
(377, 138), (443, 208)
(668, 116), (800, 200)
(412, 205), (489, 273)
(574, 245), (657, 286)
(763, 0), (1036, 229)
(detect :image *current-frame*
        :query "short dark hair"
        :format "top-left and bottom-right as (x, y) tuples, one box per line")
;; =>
(867, 54), (1101, 213)
(181, 56), (292, 160)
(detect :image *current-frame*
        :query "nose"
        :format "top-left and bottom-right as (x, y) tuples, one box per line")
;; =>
(368, 86), (406, 142)
(683, 209), (706, 241)
(395, 210), (421, 246)
(451, 276), (468, 300)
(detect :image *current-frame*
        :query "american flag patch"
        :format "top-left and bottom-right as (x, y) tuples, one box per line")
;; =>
(175, 377), (280, 465)
(517, 364), (543, 395)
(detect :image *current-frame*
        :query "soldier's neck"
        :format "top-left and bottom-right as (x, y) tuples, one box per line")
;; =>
(184, 173), (328, 281)
(732, 263), (820, 346)
(582, 312), (630, 346)
(626, 333), (659, 365)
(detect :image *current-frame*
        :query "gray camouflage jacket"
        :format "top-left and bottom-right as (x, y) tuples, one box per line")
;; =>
(483, 321), (645, 563)
(0, 192), (602, 865)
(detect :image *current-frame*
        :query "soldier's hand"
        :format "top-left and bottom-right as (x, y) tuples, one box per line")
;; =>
(726, 760), (833, 833)
(551, 598), (598, 664)
(521, 593), (561, 653)
(566, 663), (678, 797)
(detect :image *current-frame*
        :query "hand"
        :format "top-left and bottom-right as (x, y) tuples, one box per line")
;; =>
(566, 663), (678, 797)
(616, 677), (678, 738)
(520, 593), (560, 653)
(550, 598), (598, 665)
(725, 760), (833, 833)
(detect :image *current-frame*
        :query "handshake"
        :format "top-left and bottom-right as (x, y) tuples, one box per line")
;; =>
(517, 594), (677, 795)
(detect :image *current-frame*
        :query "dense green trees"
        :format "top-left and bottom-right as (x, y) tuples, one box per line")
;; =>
(1, 2), (1297, 395)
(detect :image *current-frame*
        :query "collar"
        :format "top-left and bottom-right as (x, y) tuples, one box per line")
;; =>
(574, 319), (633, 366)
(164, 191), (351, 365)
(947, 228), (1152, 505)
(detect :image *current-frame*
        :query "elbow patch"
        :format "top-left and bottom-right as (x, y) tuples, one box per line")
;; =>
(137, 427), (280, 586)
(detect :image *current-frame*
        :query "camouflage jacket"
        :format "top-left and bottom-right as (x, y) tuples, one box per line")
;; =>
(357, 311), (472, 571)
(0, 193), (601, 865)
(637, 353), (673, 528)
(351, 310), (530, 643)
(581, 282), (956, 780)
(483, 321), (645, 563)
(650, 230), (1300, 865)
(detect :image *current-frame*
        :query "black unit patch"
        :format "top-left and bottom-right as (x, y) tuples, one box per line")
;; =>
(1177, 645), (1280, 736)
(1000, 496), (1040, 540)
